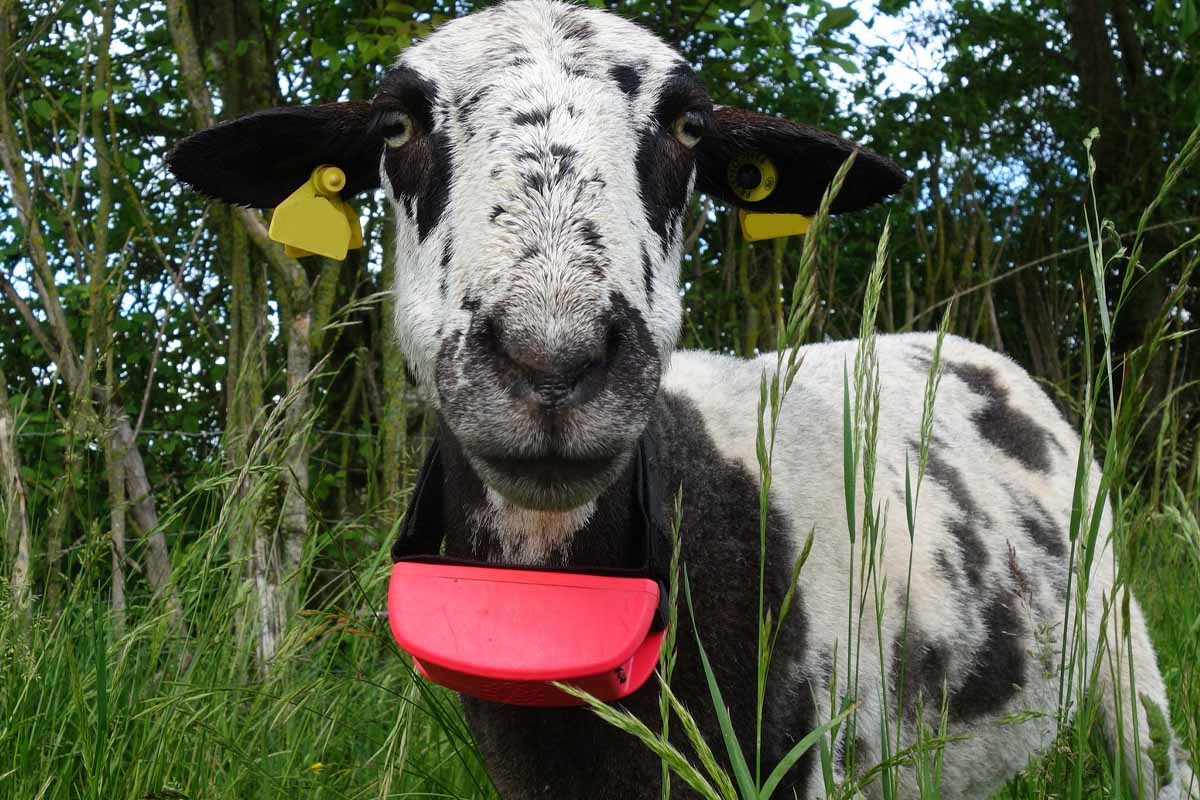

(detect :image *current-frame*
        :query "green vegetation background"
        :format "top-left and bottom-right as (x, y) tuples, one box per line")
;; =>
(0, 0), (1197, 797)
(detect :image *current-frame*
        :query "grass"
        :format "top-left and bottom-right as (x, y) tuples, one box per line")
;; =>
(0, 497), (493, 799)
(2, 128), (1199, 798)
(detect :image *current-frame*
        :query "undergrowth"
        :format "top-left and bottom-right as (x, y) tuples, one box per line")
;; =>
(2, 129), (1199, 799)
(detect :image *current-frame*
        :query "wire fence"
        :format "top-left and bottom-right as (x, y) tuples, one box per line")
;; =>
(15, 428), (436, 442)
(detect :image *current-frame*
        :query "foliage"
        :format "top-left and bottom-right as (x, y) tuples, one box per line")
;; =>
(0, 0), (1198, 797)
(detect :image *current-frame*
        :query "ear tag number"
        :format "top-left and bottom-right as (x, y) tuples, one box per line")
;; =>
(268, 165), (364, 261)
(738, 210), (812, 242)
(728, 153), (778, 203)
(728, 153), (811, 241)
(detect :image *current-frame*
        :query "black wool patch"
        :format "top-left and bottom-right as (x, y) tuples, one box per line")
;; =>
(1018, 506), (1065, 558)
(455, 87), (489, 139)
(934, 548), (960, 586)
(891, 621), (950, 719)
(578, 219), (604, 251)
(635, 127), (693, 250)
(949, 592), (1026, 721)
(439, 238), (453, 299)
(949, 521), (988, 587)
(524, 170), (548, 195)
(417, 130), (453, 243)
(554, 8), (594, 41)
(944, 361), (1054, 472)
(513, 106), (551, 127)
(549, 142), (579, 178)
(561, 63), (593, 80)
(641, 242), (654, 308)
(610, 64), (642, 98)
(923, 444), (991, 587)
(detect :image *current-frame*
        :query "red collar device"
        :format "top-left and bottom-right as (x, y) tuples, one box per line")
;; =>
(387, 435), (670, 707)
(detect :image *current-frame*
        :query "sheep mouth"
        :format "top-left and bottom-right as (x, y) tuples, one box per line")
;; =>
(481, 452), (616, 484)
(472, 449), (631, 511)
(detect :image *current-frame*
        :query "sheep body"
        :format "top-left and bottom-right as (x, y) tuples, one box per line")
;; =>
(163, 1), (1196, 794)
(445, 333), (1195, 799)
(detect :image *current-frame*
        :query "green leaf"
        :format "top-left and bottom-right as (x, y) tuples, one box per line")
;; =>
(32, 98), (53, 120)
(827, 55), (859, 74)
(684, 570), (756, 799)
(746, 2), (766, 23)
(1182, 0), (1198, 36)
(555, 680), (724, 800)
(817, 7), (858, 33)
(843, 361), (856, 544)
(760, 704), (855, 798)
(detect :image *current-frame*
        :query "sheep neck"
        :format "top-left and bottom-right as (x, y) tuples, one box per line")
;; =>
(434, 419), (643, 571)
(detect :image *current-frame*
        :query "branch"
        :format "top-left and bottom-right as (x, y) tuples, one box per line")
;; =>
(907, 216), (1200, 328)
(0, 272), (79, 387)
(0, 11), (81, 387)
(671, 0), (717, 45)
(683, 197), (712, 259)
(163, 0), (214, 128)
(235, 206), (311, 311)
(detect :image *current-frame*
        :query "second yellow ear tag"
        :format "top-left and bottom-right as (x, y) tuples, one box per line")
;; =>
(738, 209), (812, 242)
(268, 165), (363, 261)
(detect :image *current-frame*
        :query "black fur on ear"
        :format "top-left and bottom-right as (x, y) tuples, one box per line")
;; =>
(695, 107), (906, 215)
(166, 101), (383, 208)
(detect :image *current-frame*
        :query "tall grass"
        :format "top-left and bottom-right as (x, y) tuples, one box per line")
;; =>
(0, 437), (494, 799)
(565, 125), (1200, 800)
(2, 127), (1198, 799)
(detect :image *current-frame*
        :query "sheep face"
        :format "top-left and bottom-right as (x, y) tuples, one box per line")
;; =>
(165, 0), (906, 514)
(383, 2), (698, 510)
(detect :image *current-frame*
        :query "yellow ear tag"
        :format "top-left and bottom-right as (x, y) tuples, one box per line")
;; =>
(727, 152), (812, 241)
(268, 165), (363, 261)
(728, 153), (779, 203)
(738, 209), (812, 242)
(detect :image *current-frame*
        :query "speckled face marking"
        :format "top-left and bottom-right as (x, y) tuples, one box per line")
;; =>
(379, 2), (704, 510)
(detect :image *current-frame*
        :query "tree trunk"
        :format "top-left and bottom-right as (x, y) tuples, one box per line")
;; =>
(105, 417), (128, 636)
(104, 353), (127, 636)
(223, 209), (276, 667)
(0, 368), (31, 617)
(281, 306), (311, 583)
(1, 0), (183, 630)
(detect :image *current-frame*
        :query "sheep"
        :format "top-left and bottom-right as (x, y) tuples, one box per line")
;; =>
(166, 1), (1196, 797)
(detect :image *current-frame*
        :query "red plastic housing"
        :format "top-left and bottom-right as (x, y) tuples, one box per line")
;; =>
(387, 561), (665, 707)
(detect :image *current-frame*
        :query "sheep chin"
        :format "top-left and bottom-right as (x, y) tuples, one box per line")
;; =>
(471, 487), (595, 565)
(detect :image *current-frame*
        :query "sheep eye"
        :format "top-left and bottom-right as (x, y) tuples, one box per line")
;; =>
(671, 111), (705, 149)
(381, 111), (413, 148)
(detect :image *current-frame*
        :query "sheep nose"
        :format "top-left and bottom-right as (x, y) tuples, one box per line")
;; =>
(482, 314), (621, 411)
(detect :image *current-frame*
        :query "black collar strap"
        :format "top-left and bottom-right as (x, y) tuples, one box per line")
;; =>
(392, 433), (672, 631)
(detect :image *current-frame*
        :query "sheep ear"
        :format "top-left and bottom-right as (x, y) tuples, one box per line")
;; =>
(694, 106), (906, 215)
(166, 101), (383, 209)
